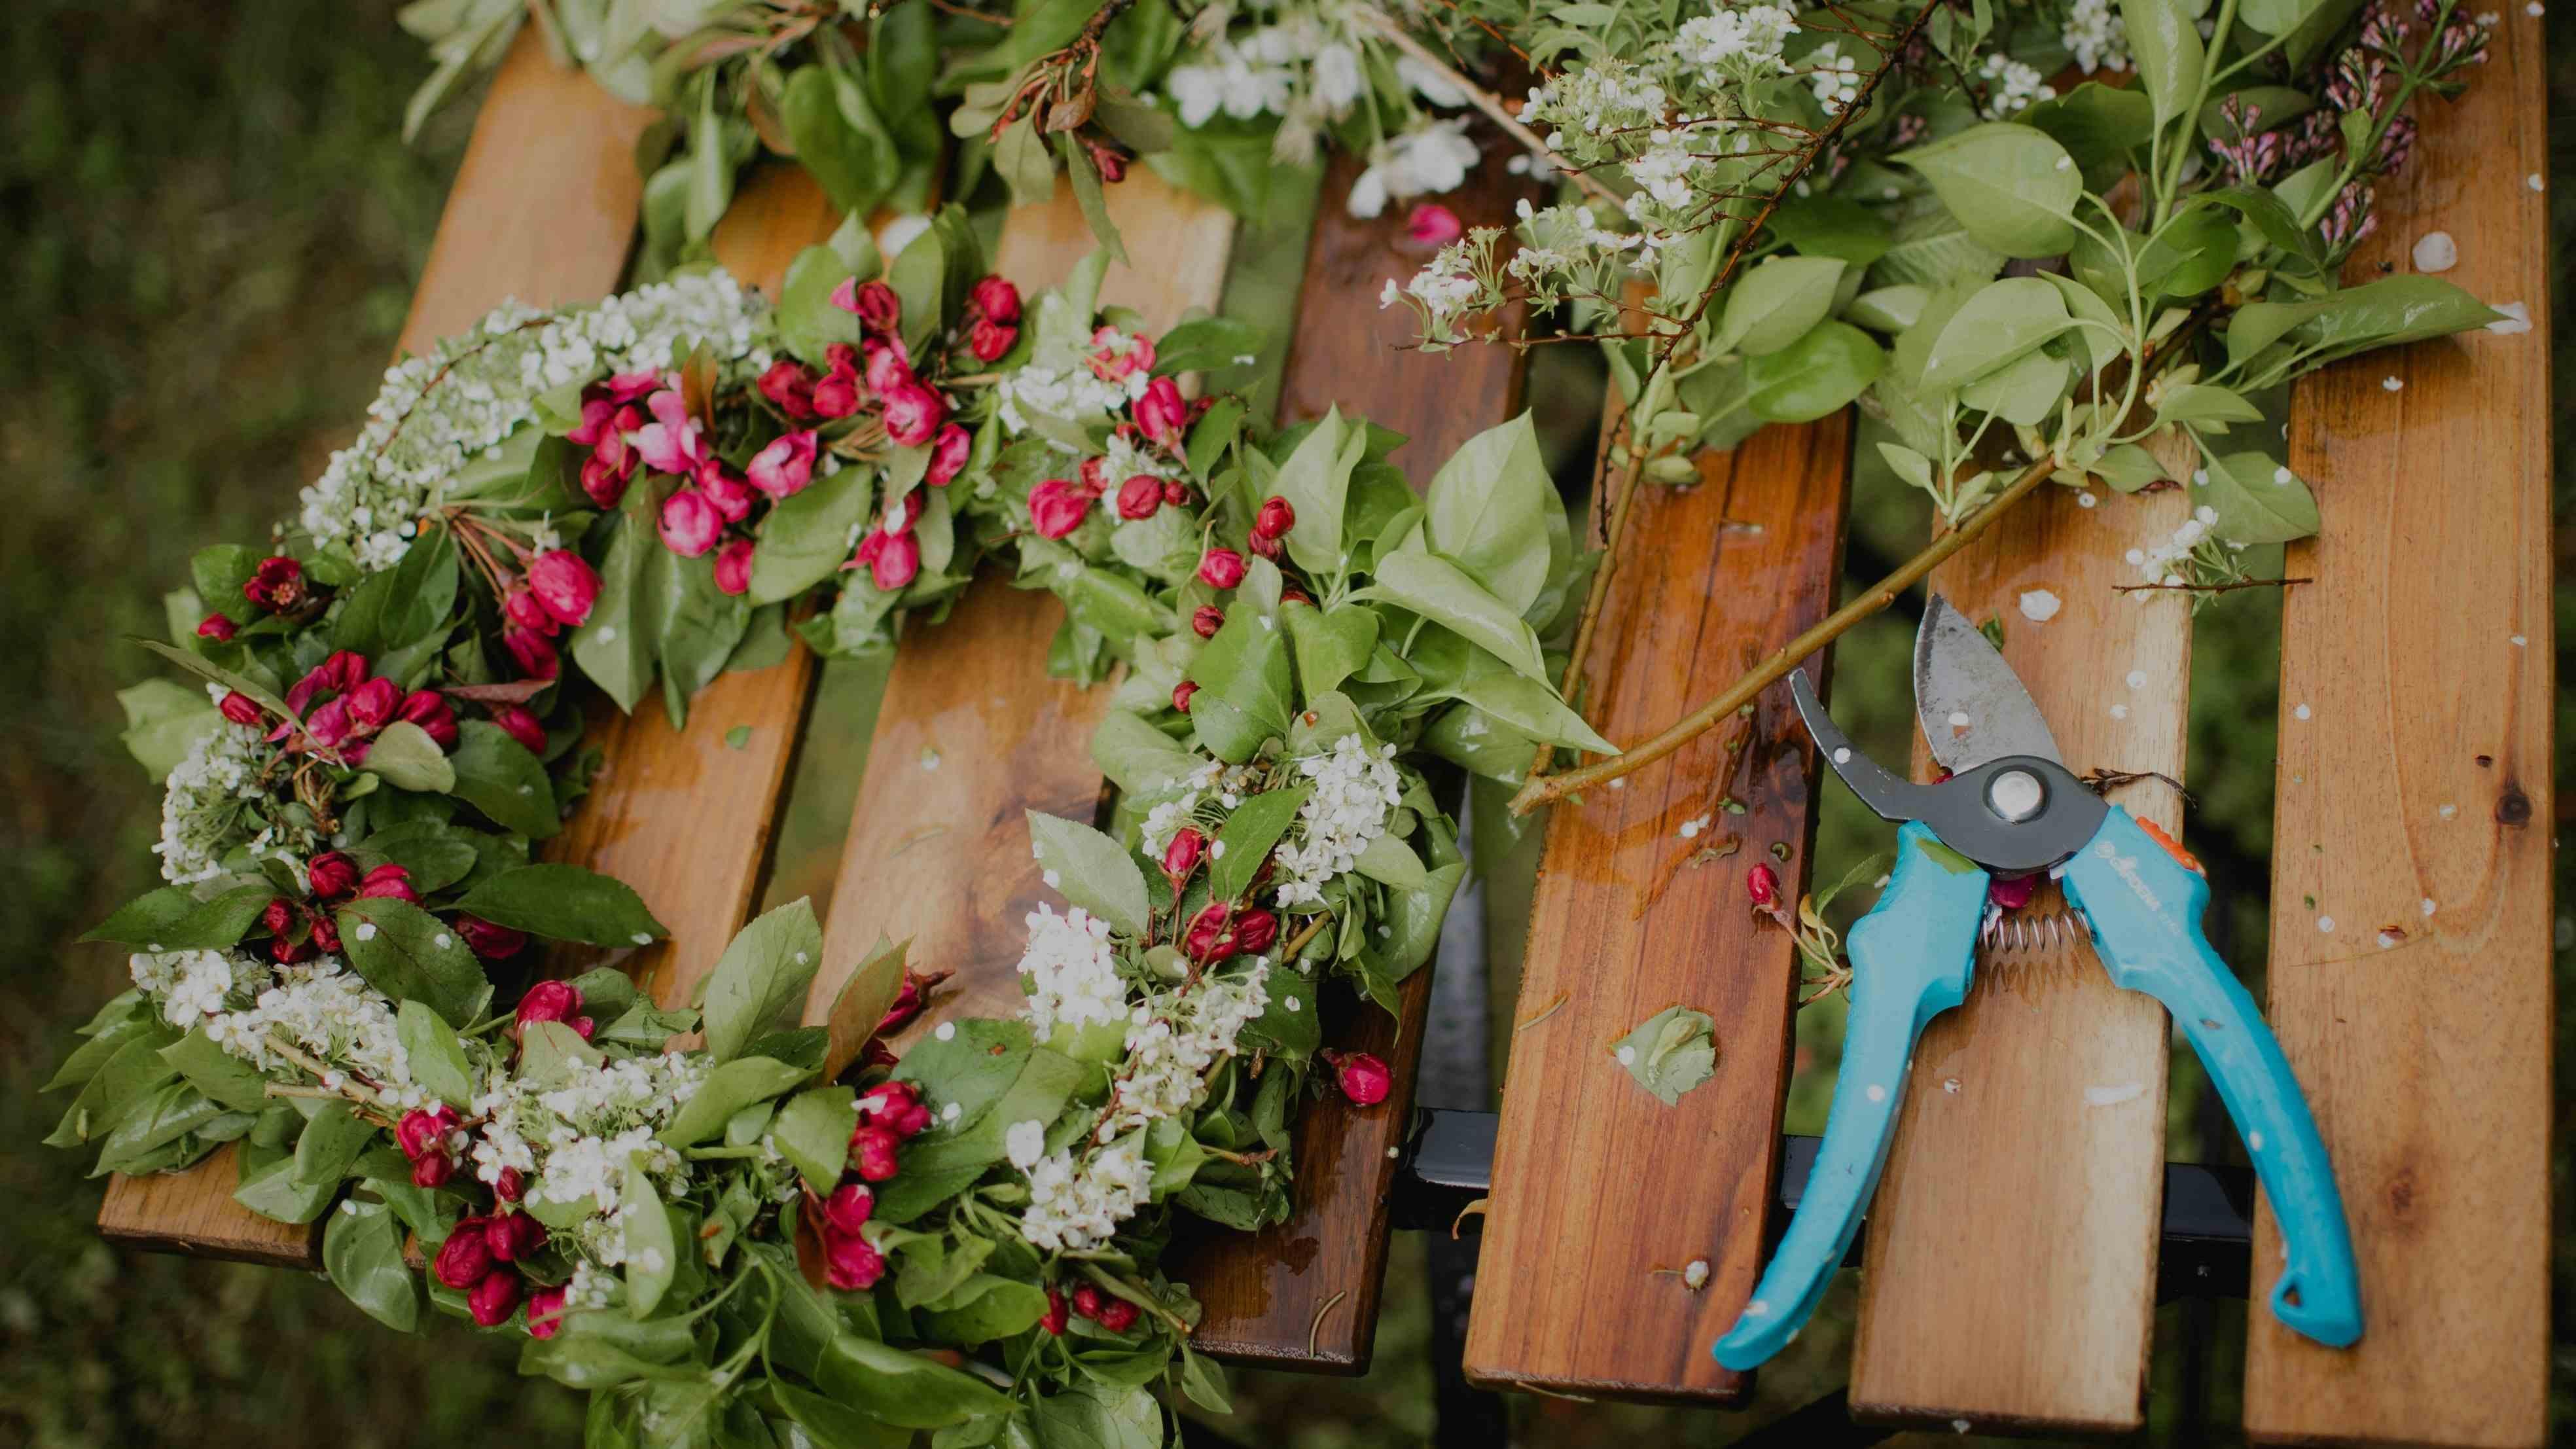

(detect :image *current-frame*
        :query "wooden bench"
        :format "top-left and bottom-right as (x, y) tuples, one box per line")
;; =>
(96, 9), (2552, 1442)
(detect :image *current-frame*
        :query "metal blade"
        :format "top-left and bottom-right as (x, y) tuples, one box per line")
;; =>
(1789, 669), (1944, 826)
(1914, 594), (2062, 774)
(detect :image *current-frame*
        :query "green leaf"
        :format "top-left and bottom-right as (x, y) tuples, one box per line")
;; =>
(770, 1381), (913, 1449)
(1846, 285), (1929, 333)
(2227, 275), (2500, 374)
(2155, 384), (2266, 431)
(1612, 1005), (1718, 1106)
(446, 720), (561, 840)
(117, 679), (220, 781)
(293, 1100), (376, 1190)
(1745, 321), (1886, 423)
(772, 1086), (858, 1195)
(83, 882), (273, 950)
(2120, 0), (2207, 126)
(622, 1162), (677, 1318)
(1266, 406), (1359, 578)
(1920, 277), (2074, 393)
(1281, 602), (1378, 699)
(919, 1275), (1051, 1344)
(332, 526), (457, 659)
(1897, 123), (2083, 259)
(134, 638), (288, 720)
(398, 1000), (476, 1108)
(2022, 82), (2154, 192)
(782, 64), (900, 220)
(701, 898), (824, 1064)
(233, 1153), (338, 1224)
(1185, 606), (1294, 762)
(2092, 442), (2170, 493)
(363, 721), (456, 793)
(658, 1056), (813, 1146)
(1357, 551), (1548, 681)
(1423, 413), (1554, 615)
(777, 243), (865, 368)
(1959, 348), (2069, 425)
(1056, 132), (1128, 263)
(747, 464), (873, 605)
(324, 1199), (421, 1333)
(1026, 812), (1151, 939)
(1028, 1384), (1164, 1449)
(1711, 256), (1847, 357)
(1454, 671), (1616, 755)
(2202, 450), (2321, 545)
(1764, 194), (1890, 268)
(1092, 710), (1201, 795)
(812, 1327), (1014, 1429)
(569, 489), (662, 713)
(450, 864), (668, 948)
(336, 897), (489, 1027)
(160, 1028), (271, 1114)
(1209, 785), (1308, 903)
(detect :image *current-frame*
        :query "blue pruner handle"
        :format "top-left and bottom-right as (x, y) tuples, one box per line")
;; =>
(1712, 823), (1990, 1371)
(2060, 806), (2363, 1348)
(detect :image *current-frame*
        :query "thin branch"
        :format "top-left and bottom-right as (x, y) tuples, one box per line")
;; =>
(1348, 9), (1623, 212)
(2111, 575), (2312, 594)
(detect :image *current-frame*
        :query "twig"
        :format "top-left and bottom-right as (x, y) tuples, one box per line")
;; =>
(1307, 1289), (1350, 1357)
(2111, 575), (2312, 594)
(1348, 10), (1622, 212)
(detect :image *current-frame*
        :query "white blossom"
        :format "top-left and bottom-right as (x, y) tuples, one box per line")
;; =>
(1021, 1133), (1153, 1252)
(1272, 735), (1404, 906)
(1014, 904), (1129, 1038)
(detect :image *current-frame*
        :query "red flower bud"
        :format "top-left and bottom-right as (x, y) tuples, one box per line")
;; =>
(357, 863), (419, 905)
(1096, 1297), (1140, 1333)
(854, 1080), (921, 1131)
(492, 706), (548, 757)
(876, 973), (948, 1038)
(880, 382), (948, 449)
(1082, 135), (1130, 184)
(1406, 202), (1465, 246)
(528, 550), (601, 629)
(713, 538), (755, 597)
(1162, 480), (1191, 507)
(1247, 529), (1283, 560)
(317, 651), (370, 694)
(1028, 478), (1096, 540)
(968, 316), (1018, 363)
(1172, 679), (1198, 714)
(503, 624), (559, 682)
(1191, 605), (1224, 639)
(824, 1183), (875, 1236)
(396, 1107), (456, 1161)
(1196, 547), (1245, 590)
(434, 1219), (494, 1289)
(309, 913), (340, 954)
(811, 371), (862, 420)
(259, 899), (294, 941)
(927, 423), (971, 486)
(1746, 863), (1778, 907)
(1988, 874), (2037, 911)
(1114, 474), (1162, 520)
(467, 1269), (524, 1327)
(1281, 590), (1312, 607)
(971, 276), (1022, 325)
(1323, 1049), (1391, 1106)
(849, 1124), (902, 1182)
(306, 851), (360, 900)
(658, 488), (724, 558)
(1041, 1287), (1069, 1336)
(196, 613), (238, 642)
(1134, 376), (1187, 448)
(525, 1284), (567, 1339)
(1162, 827), (1206, 884)
(493, 1166), (525, 1203)
(243, 556), (306, 613)
(825, 1232), (886, 1291)
(395, 690), (458, 749)
(516, 980), (584, 1032)
(411, 1150), (455, 1189)
(211, 690), (265, 729)
(1231, 910), (1278, 955)
(1184, 901), (1234, 961)
(504, 586), (556, 642)
(345, 677), (402, 734)
(842, 279), (903, 334)
(868, 530), (920, 592)
(1254, 495), (1295, 539)
(758, 359), (818, 420)
(485, 1211), (547, 1263)
(1069, 1283), (1104, 1320)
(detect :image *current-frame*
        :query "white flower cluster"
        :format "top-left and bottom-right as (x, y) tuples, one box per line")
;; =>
(1136, 758), (1235, 863)
(2124, 503), (2232, 584)
(471, 1050), (711, 1266)
(1808, 41), (1861, 112)
(1021, 1132), (1153, 1253)
(2061, 0), (2132, 73)
(130, 948), (238, 1028)
(1014, 903), (1130, 1039)
(1102, 963), (1272, 1137)
(153, 721), (268, 885)
(1978, 52), (2057, 115)
(130, 948), (431, 1110)
(1379, 237), (1484, 328)
(297, 271), (771, 571)
(1348, 119), (1483, 219)
(1272, 734), (1403, 906)
(994, 359), (1147, 445)
(1671, 5), (1800, 84)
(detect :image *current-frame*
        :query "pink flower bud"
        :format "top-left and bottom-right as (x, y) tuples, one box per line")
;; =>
(1096, 1298), (1139, 1333)
(1029, 478), (1096, 540)
(1248, 529), (1283, 561)
(345, 677), (402, 734)
(319, 651), (370, 694)
(396, 690), (458, 749)
(880, 382), (947, 448)
(1134, 377), (1188, 448)
(516, 980), (583, 1032)
(525, 1284), (567, 1339)
(243, 556), (306, 613)
(824, 1183), (875, 1236)
(310, 914), (341, 953)
(196, 613), (237, 642)
(869, 531), (920, 592)
(1255, 495), (1296, 539)
(357, 863), (420, 905)
(503, 624), (559, 682)
(1185, 901), (1233, 960)
(307, 852), (360, 900)
(1070, 1283), (1103, 1319)
(1190, 605), (1223, 639)
(505, 587), (561, 641)
(875, 971), (948, 1037)
(812, 371), (862, 420)
(1196, 547), (1245, 589)
(926, 423), (971, 486)
(1087, 326), (1156, 380)
(1162, 827), (1205, 883)
(528, 551), (601, 628)
(434, 1219), (494, 1289)
(1323, 1049), (1391, 1105)
(854, 1080), (921, 1130)
(410, 1151), (455, 1189)
(701, 539), (750, 598)
(1172, 679), (1198, 714)
(1232, 910), (1278, 955)
(825, 1232), (886, 1291)
(484, 1211), (547, 1263)
(1988, 874), (2037, 911)
(758, 359), (818, 420)
(842, 279), (902, 333)
(1406, 202), (1464, 246)
(304, 697), (354, 749)
(968, 317), (1017, 363)
(455, 914), (528, 961)
(658, 488), (724, 558)
(849, 1124), (902, 1182)
(747, 430), (819, 499)
(493, 1166), (524, 1202)
(1114, 475), (1162, 520)
(1084, 136), (1130, 183)
(697, 462), (755, 523)
(467, 1269), (523, 1327)
(971, 276), (1022, 324)
(1746, 863), (1778, 906)
(396, 1107), (453, 1160)
(219, 690), (263, 726)
(580, 446), (634, 508)
(1041, 1288), (1069, 1336)
(492, 705), (547, 756)
(1162, 480), (1192, 507)
(863, 338), (914, 394)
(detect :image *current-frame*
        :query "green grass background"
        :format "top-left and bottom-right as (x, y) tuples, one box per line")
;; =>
(0, 2), (2566, 1444)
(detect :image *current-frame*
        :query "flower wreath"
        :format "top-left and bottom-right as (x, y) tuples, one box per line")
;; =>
(52, 206), (1603, 1446)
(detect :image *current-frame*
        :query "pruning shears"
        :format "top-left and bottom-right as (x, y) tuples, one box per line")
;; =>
(1711, 595), (2361, 1371)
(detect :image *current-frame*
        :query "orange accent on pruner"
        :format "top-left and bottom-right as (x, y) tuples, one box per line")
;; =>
(2136, 817), (2203, 875)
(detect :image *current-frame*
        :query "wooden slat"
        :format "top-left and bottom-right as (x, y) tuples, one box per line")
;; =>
(1847, 486), (2191, 1432)
(1175, 143), (1539, 1372)
(553, 162), (842, 1014)
(1462, 410), (1850, 1403)
(802, 170), (1232, 1022)
(98, 30), (654, 1264)
(2244, 12), (2552, 1445)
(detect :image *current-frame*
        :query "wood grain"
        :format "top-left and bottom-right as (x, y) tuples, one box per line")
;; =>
(1461, 408), (1850, 1404)
(802, 169), (1232, 1022)
(98, 29), (654, 1265)
(1176, 142), (1539, 1372)
(2244, 10), (2552, 1444)
(1846, 484), (2191, 1433)
(550, 162), (842, 1014)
